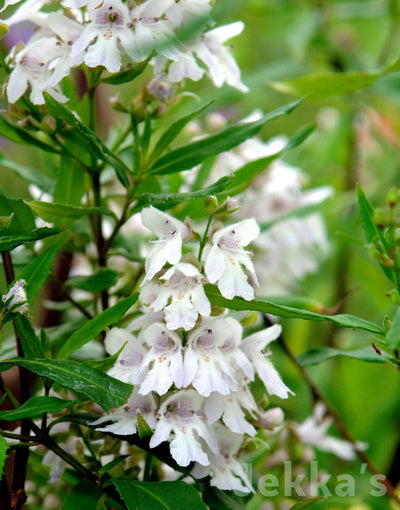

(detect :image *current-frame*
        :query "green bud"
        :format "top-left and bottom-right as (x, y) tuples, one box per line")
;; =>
(0, 213), (13, 227)
(204, 195), (218, 215)
(386, 187), (399, 208)
(368, 245), (382, 260)
(383, 315), (392, 330)
(373, 208), (386, 229)
(240, 311), (259, 328)
(390, 290), (400, 305)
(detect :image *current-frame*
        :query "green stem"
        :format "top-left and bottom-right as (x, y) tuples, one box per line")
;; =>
(198, 215), (213, 262)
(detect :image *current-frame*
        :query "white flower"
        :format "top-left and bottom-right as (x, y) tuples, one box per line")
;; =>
(7, 37), (69, 105)
(204, 219), (260, 300)
(293, 403), (367, 460)
(105, 328), (148, 385)
(139, 322), (184, 395)
(70, 0), (138, 73)
(93, 388), (157, 435)
(204, 387), (258, 436)
(141, 262), (210, 331)
(192, 423), (254, 493)
(141, 207), (190, 283)
(165, 0), (212, 29)
(183, 317), (250, 397)
(2, 279), (29, 315)
(1, 0), (48, 26)
(192, 22), (248, 93)
(240, 324), (293, 399)
(150, 389), (217, 466)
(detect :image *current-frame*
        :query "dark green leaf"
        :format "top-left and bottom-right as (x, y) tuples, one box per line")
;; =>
(101, 57), (151, 85)
(137, 411), (153, 439)
(18, 234), (67, 301)
(205, 285), (385, 335)
(0, 227), (62, 252)
(58, 294), (138, 359)
(85, 341), (127, 373)
(44, 94), (131, 188)
(113, 479), (208, 510)
(150, 101), (214, 163)
(54, 157), (85, 207)
(63, 480), (104, 510)
(386, 307), (400, 350)
(28, 201), (115, 224)
(297, 346), (396, 366)
(0, 396), (74, 421)
(0, 435), (8, 481)
(357, 184), (394, 282)
(0, 194), (35, 232)
(14, 316), (45, 358)
(0, 113), (59, 153)
(148, 99), (303, 175)
(1, 358), (132, 412)
(133, 175), (234, 212)
(0, 152), (53, 191)
(67, 268), (119, 292)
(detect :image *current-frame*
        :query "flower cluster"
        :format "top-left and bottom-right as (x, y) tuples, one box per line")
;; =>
(94, 206), (292, 492)
(2, 0), (247, 104)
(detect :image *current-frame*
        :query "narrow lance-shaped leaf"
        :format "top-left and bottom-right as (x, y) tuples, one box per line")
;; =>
(149, 101), (215, 163)
(148, 98), (303, 175)
(0, 358), (132, 412)
(28, 201), (116, 224)
(205, 284), (385, 335)
(386, 307), (400, 350)
(44, 93), (131, 188)
(0, 396), (75, 421)
(17, 234), (68, 302)
(14, 316), (45, 358)
(297, 346), (396, 367)
(101, 56), (151, 85)
(357, 184), (394, 283)
(66, 268), (119, 292)
(113, 479), (208, 510)
(58, 294), (138, 359)
(0, 435), (8, 481)
(0, 152), (53, 191)
(0, 227), (62, 252)
(132, 175), (234, 213)
(0, 113), (59, 153)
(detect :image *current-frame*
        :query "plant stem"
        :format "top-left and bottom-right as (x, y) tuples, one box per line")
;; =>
(2, 252), (31, 510)
(198, 215), (213, 262)
(279, 335), (400, 505)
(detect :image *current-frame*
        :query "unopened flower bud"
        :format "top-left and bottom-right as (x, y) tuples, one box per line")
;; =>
(204, 195), (218, 215)
(386, 187), (399, 208)
(390, 290), (400, 305)
(257, 407), (284, 430)
(373, 208), (386, 229)
(240, 311), (258, 328)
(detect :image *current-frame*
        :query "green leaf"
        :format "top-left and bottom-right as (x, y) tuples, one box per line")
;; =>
(1, 358), (132, 412)
(0, 194), (35, 232)
(133, 175), (234, 212)
(113, 480), (208, 510)
(63, 480), (104, 510)
(101, 57), (151, 85)
(28, 201), (115, 224)
(85, 341), (127, 373)
(58, 294), (138, 359)
(148, 99), (303, 175)
(137, 411), (153, 439)
(0, 22), (8, 39)
(386, 307), (400, 350)
(14, 316), (45, 358)
(0, 435), (8, 481)
(0, 396), (74, 421)
(67, 268), (119, 292)
(54, 157), (85, 207)
(290, 497), (325, 509)
(149, 101), (214, 163)
(357, 184), (394, 282)
(18, 235), (67, 302)
(44, 94), (131, 188)
(0, 152), (53, 191)
(297, 346), (396, 366)
(0, 227), (62, 252)
(204, 285), (385, 335)
(269, 61), (397, 99)
(0, 113), (59, 153)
